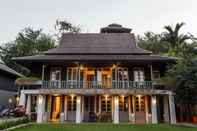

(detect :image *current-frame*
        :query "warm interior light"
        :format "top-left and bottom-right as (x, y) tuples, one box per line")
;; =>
(107, 75), (111, 78)
(148, 114), (152, 117)
(131, 113), (135, 117)
(112, 64), (116, 69)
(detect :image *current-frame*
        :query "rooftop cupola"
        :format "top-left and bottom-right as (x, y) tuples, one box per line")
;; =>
(100, 23), (132, 33)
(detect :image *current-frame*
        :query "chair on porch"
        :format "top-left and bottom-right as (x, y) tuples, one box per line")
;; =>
(88, 112), (97, 122)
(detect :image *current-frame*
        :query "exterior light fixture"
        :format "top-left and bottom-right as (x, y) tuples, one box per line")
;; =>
(137, 95), (141, 98)
(77, 98), (80, 103)
(115, 98), (119, 104)
(152, 99), (156, 104)
(8, 98), (12, 103)
(38, 97), (43, 104)
(104, 95), (109, 101)
(80, 65), (84, 70)
(16, 96), (19, 103)
(121, 95), (125, 98)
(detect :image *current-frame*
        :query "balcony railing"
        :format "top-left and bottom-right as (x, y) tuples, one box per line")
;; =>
(42, 80), (153, 89)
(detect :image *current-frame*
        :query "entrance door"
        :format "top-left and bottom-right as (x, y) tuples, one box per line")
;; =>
(84, 96), (96, 122)
(51, 96), (61, 121)
(135, 95), (146, 124)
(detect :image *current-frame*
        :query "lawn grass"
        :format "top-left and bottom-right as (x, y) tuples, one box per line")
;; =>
(12, 123), (197, 131)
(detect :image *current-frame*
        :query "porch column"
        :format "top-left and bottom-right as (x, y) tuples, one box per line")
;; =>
(128, 95), (132, 122)
(37, 95), (46, 123)
(145, 96), (149, 123)
(169, 94), (176, 124)
(26, 95), (31, 115)
(113, 96), (119, 124)
(76, 96), (81, 123)
(47, 95), (52, 121)
(42, 64), (45, 81)
(98, 96), (101, 114)
(163, 95), (170, 123)
(64, 96), (67, 121)
(81, 96), (85, 121)
(19, 90), (26, 107)
(131, 95), (135, 124)
(151, 95), (158, 124)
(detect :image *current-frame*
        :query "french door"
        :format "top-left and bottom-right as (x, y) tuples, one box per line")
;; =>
(50, 68), (61, 88)
(67, 67), (84, 88)
(134, 95), (146, 124)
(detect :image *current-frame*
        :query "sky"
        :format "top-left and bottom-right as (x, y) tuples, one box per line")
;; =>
(0, 0), (197, 43)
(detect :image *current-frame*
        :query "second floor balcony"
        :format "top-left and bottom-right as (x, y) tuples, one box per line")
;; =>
(42, 80), (153, 89)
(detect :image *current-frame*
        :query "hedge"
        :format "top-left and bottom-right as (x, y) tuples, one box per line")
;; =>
(0, 117), (30, 130)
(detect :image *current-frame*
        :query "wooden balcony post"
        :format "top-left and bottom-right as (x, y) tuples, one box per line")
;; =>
(150, 64), (153, 81)
(64, 96), (68, 121)
(42, 64), (46, 83)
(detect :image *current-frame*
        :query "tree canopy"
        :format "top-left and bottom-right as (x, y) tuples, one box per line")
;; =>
(0, 28), (55, 75)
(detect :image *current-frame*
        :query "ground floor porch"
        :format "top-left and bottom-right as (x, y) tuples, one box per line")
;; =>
(18, 89), (176, 124)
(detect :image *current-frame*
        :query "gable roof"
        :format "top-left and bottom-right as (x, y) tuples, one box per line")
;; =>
(0, 63), (23, 77)
(13, 24), (176, 63)
(45, 33), (152, 55)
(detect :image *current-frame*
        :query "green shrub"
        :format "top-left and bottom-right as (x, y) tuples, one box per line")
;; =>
(0, 117), (30, 130)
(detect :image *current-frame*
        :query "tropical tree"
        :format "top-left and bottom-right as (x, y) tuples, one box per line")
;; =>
(137, 32), (169, 54)
(0, 28), (55, 75)
(160, 57), (197, 121)
(55, 19), (81, 39)
(162, 22), (191, 56)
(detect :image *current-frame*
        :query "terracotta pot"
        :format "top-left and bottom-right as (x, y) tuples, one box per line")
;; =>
(192, 116), (197, 123)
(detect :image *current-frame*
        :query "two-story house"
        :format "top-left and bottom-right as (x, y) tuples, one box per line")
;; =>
(14, 24), (176, 124)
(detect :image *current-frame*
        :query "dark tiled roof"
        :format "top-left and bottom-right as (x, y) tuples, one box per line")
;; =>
(13, 54), (176, 62)
(45, 33), (151, 55)
(0, 63), (23, 77)
(100, 23), (132, 33)
(13, 28), (176, 63)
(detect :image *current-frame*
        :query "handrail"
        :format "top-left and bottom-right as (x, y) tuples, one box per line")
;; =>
(42, 80), (153, 89)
